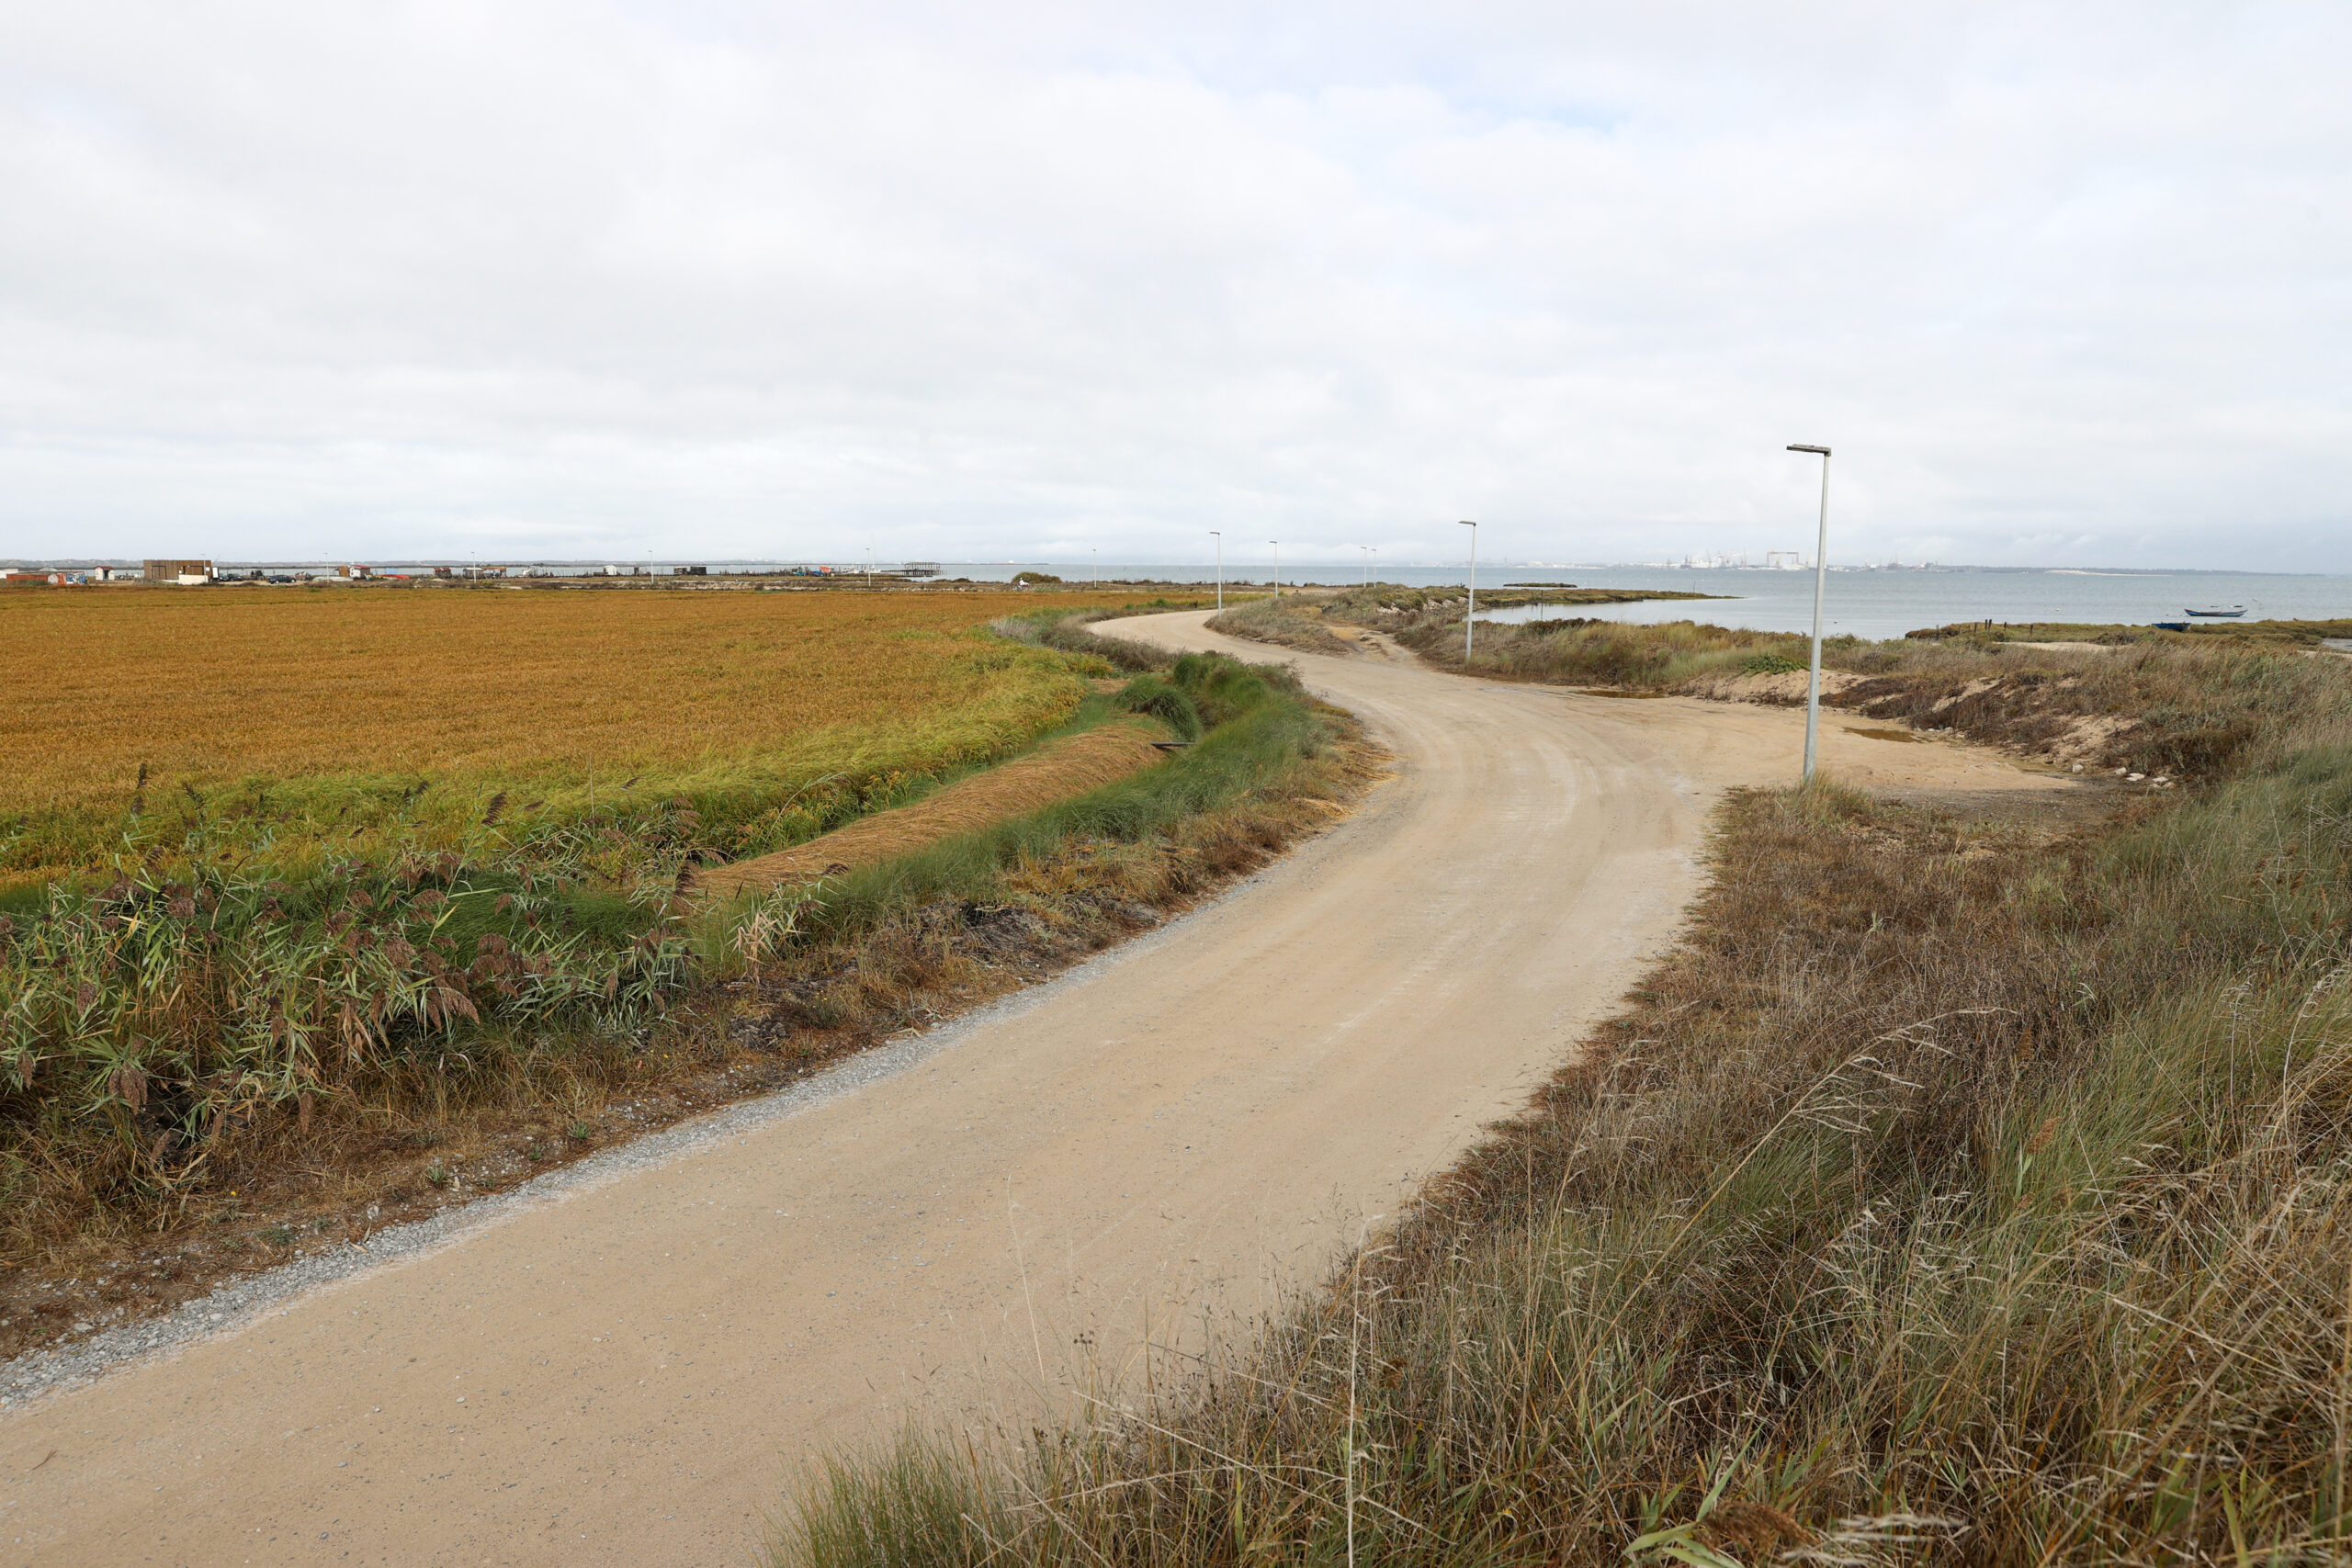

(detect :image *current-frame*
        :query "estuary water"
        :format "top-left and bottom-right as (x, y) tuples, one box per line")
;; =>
(1465, 568), (2352, 642)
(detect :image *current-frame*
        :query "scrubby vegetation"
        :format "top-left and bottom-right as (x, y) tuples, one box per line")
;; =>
(1827, 641), (2352, 781)
(1203, 594), (1357, 656)
(779, 613), (2352, 1565)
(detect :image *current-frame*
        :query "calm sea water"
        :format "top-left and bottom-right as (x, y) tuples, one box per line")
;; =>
(1467, 569), (2352, 641)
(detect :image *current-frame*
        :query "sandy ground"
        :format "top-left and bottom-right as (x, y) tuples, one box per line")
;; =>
(0, 612), (2072, 1567)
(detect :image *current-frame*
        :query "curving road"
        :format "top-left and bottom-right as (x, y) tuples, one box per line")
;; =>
(0, 612), (2064, 1566)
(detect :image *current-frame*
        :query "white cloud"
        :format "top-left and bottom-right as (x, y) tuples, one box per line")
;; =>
(1, 0), (2347, 566)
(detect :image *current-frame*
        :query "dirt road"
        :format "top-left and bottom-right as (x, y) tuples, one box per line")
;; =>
(0, 612), (2070, 1566)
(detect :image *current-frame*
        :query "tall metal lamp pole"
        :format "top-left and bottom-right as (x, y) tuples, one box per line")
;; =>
(1210, 531), (1222, 610)
(1787, 444), (1833, 781)
(1459, 520), (1478, 660)
(1270, 541), (1279, 600)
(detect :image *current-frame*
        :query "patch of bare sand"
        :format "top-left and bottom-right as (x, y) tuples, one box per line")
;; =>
(2041, 711), (2140, 766)
(1687, 668), (1866, 704)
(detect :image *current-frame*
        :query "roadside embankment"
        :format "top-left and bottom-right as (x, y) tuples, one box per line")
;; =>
(0, 635), (1368, 1365)
(3, 590), (1211, 1280)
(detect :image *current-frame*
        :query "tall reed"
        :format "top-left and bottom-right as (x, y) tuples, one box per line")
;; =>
(0, 841), (696, 1203)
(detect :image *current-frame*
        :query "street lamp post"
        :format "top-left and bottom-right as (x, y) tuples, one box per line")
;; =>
(1459, 520), (1478, 660)
(1361, 545), (1372, 586)
(1091, 547), (1098, 587)
(1210, 531), (1222, 610)
(1787, 444), (1833, 782)
(1270, 541), (1279, 600)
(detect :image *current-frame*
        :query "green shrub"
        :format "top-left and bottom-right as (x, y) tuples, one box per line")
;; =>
(1170, 651), (1285, 728)
(1740, 650), (1804, 675)
(1116, 675), (1204, 741)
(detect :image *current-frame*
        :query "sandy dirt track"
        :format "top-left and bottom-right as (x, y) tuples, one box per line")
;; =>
(1, 612), (2071, 1566)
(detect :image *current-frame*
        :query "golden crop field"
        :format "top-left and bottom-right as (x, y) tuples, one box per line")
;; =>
(0, 582), (1182, 886)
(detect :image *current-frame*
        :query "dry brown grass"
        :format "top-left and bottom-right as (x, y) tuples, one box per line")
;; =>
(1204, 596), (1359, 656)
(1827, 637), (2352, 777)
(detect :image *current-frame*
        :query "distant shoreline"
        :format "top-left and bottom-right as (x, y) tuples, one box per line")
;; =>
(1, 560), (2337, 578)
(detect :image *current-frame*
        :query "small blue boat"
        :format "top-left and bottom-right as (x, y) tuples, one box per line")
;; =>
(2185, 605), (2245, 618)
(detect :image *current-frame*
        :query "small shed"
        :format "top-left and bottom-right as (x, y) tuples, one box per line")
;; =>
(142, 558), (212, 584)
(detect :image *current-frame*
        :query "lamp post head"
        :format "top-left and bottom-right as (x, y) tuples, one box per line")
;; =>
(1787, 444), (1831, 456)
(1458, 519), (1476, 526)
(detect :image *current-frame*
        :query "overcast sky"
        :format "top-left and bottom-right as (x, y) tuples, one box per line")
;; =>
(4, 2), (2347, 568)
